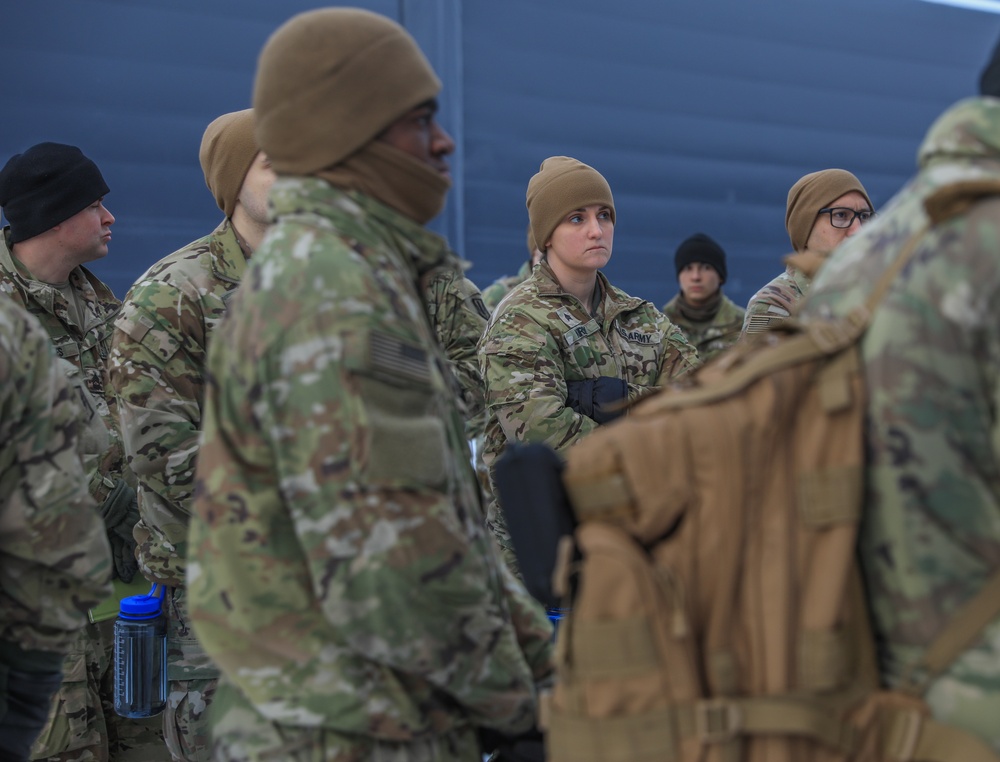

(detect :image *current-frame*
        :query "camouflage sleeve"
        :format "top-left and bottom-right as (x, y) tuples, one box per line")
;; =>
(0, 306), (112, 656)
(480, 280), (508, 314)
(650, 318), (699, 387)
(109, 280), (207, 582)
(741, 270), (806, 337)
(189, 311), (539, 733)
(480, 310), (598, 453)
(421, 267), (489, 427)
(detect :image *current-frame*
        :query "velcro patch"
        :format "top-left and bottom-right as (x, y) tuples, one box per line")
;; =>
(563, 319), (599, 346)
(114, 311), (155, 343)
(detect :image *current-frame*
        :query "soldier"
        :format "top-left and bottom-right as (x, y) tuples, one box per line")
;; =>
(185, 8), (553, 761)
(661, 232), (744, 362)
(0, 296), (112, 761)
(742, 168), (874, 336)
(0, 142), (168, 760)
(799, 90), (1000, 749)
(480, 226), (544, 313)
(108, 110), (274, 761)
(479, 156), (697, 562)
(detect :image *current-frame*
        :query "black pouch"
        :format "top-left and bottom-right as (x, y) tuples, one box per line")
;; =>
(494, 442), (577, 608)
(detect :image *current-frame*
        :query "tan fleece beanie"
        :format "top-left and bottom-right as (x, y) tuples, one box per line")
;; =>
(199, 109), (258, 218)
(526, 157), (615, 252)
(253, 8), (441, 175)
(785, 168), (872, 252)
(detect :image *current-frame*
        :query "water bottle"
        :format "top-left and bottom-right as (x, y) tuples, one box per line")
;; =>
(113, 583), (168, 718)
(547, 607), (568, 639)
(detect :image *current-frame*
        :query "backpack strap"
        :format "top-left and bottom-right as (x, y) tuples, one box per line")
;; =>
(880, 706), (1000, 762)
(900, 567), (1000, 695)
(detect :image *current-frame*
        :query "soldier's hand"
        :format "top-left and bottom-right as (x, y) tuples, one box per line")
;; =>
(99, 481), (141, 583)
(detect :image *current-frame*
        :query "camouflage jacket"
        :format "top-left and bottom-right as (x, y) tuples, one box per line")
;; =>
(109, 219), (247, 587)
(186, 179), (553, 752)
(0, 297), (111, 666)
(662, 292), (745, 362)
(741, 263), (811, 337)
(802, 96), (1000, 748)
(481, 260), (532, 313)
(0, 228), (127, 506)
(480, 259), (697, 473)
(420, 263), (490, 434)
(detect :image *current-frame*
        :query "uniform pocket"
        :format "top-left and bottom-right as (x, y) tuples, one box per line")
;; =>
(357, 374), (447, 489)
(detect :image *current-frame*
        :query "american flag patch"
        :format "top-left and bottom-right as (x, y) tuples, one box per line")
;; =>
(368, 331), (431, 385)
(745, 314), (780, 334)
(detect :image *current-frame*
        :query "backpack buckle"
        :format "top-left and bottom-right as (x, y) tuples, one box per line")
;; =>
(695, 699), (742, 744)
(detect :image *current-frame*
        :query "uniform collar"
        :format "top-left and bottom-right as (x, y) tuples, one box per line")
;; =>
(208, 218), (250, 286)
(268, 176), (459, 279)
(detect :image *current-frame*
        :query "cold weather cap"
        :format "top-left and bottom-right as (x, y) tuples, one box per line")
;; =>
(526, 156), (615, 253)
(785, 169), (872, 252)
(0, 142), (109, 244)
(253, 7), (441, 175)
(674, 233), (727, 283)
(200, 109), (258, 218)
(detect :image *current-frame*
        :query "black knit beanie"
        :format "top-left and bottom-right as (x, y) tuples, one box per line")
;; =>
(674, 233), (727, 283)
(980, 33), (1000, 97)
(0, 143), (110, 244)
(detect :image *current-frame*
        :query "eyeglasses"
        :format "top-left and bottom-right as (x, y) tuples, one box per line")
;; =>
(818, 207), (876, 229)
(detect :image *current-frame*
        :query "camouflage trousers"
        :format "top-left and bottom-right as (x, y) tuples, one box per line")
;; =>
(163, 586), (220, 762)
(207, 680), (482, 762)
(29, 619), (169, 762)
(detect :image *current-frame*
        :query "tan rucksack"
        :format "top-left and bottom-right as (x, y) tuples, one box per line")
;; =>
(543, 213), (1000, 762)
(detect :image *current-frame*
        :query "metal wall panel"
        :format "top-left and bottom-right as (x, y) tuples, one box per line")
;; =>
(460, 0), (1000, 306)
(2, 0), (998, 308)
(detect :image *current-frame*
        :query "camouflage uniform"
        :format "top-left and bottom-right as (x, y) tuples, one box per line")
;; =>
(740, 263), (810, 337)
(0, 296), (112, 755)
(801, 96), (1000, 751)
(661, 292), (744, 362)
(420, 263), (495, 518)
(419, 262), (489, 430)
(481, 261), (532, 313)
(479, 259), (697, 559)
(0, 230), (166, 761)
(108, 220), (250, 761)
(187, 179), (553, 761)
(0, 229), (127, 505)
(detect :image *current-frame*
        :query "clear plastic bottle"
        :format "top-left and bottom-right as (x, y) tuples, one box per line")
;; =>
(113, 583), (168, 718)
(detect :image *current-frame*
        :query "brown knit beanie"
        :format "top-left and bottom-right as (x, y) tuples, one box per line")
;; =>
(785, 169), (872, 252)
(253, 8), (441, 175)
(526, 157), (615, 252)
(199, 109), (258, 218)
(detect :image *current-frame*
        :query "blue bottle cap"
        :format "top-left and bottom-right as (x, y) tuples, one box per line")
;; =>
(119, 583), (166, 620)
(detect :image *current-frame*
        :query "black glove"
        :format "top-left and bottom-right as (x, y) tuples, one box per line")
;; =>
(479, 726), (545, 762)
(100, 480), (140, 583)
(565, 376), (628, 424)
(0, 663), (62, 762)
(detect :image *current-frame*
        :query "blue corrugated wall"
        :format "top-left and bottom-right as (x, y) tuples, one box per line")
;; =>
(1, 0), (996, 308)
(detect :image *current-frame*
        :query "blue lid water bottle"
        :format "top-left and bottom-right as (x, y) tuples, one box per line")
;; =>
(113, 583), (168, 718)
